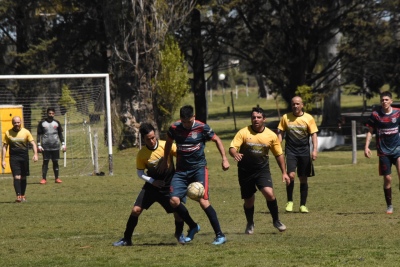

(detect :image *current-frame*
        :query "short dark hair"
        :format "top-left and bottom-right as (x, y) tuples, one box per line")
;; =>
(47, 107), (55, 113)
(139, 123), (155, 137)
(180, 105), (194, 119)
(380, 91), (392, 99)
(251, 107), (266, 118)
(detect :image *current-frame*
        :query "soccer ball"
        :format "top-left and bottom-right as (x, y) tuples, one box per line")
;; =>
(187, 182), (205, 201)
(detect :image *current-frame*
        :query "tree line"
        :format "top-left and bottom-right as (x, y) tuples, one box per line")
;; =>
(0, 0), (399, 147)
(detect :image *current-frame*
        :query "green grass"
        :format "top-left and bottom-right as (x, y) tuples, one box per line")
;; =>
(1, 91), (398, 266)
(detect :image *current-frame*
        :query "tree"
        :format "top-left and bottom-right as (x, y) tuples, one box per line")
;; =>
(200, 0), (381, 127)
(155, 35), (190, 131)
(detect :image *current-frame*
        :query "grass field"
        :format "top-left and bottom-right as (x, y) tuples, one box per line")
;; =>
(1, 91), (399, 267)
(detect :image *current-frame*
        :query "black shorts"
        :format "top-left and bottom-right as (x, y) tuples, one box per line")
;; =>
(133, 186), (174, 213)
(379, 155), (400, 176)
(10, 157), (30, 177)
(286, 154), (313, 177)
(42, 150), (60, 161)
(238, 167), (273, 199)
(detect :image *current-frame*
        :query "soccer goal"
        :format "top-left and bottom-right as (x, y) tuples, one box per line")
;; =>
(0, 74), (113, 178)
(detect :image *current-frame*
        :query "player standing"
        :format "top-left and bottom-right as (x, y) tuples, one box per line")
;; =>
(277, 96), (318, 213)
(37, 107), (66, 184)
(2, 116), (38, 202)
(229, 107), (289, 234)
(364, 91), (400, 214)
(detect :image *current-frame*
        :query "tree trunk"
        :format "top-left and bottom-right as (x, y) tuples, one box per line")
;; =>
(191, 9), (207, 123)
(321, 32), (342, 132)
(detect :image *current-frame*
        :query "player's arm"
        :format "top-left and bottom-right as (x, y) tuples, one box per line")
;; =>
(137, 169), (164, 188)
(229, 147), (243, 162)
(37, 122), (44, 152)
(57, 121), (66, 152)
(364, 126), (374, 158)
(275, 154), (290, 185)
(277, 130), (284, 143)
(159, 136), (173, 172)
(211, 134), (230, 171)
(30, 140), (38, 162)
(311, 132), (318, 160)
(1, 142), (7, 169)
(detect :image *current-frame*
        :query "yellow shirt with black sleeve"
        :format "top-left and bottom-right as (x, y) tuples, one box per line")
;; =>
(3, 128), (34, 161)
(277, 112), (318, 156)
(230, 125), (283, 171)
(136, 140), (177, 192)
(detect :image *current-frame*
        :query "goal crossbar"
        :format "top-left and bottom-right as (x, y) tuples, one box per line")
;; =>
(0, 73), (113, 175)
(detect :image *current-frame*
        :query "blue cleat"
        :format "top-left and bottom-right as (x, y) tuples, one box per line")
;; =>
(212, 234), (226, 245)
(175, 233), (186, 245)
(184, 224), (200, 242)
(112, 238), (132, 246)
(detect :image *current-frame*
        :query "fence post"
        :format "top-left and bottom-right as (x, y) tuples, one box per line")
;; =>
(352, 120), (357, 164)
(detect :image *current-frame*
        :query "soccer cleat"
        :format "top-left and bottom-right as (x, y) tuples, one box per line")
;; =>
(212, 234), (226, 245)
(299, 205), (309, 213)
(15, 196), (22, 203)
(55, 178), (63, 183)
(386, 205), (393, 214)
(112, 238), (132, 246)
(273, 220), (286, 232)
(40, 179), (47, 184)
(21, 196), (27, 202)
(184, 224), (200, 242)
(285, 201), (294, 212)
(175, 233), (186, 245)
(245, 222), (255, 234)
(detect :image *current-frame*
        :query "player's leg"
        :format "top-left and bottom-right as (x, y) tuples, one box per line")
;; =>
(20, 160), (29, 202)
(239, 168), (257, 234)
(10, 158), (22, 202)
(170, 173), (198, 241)
(379, 156), (393, 214)
(297, 156), (311, 213)
(52, 151), (62, 183)
(113, 188), (152, 246)
(158, 193), (185, 244)
(41, 150), (50, 184)
(285, 155), (297, 212)
(258, 172), (286, 232)
(196, 167), (225, 245)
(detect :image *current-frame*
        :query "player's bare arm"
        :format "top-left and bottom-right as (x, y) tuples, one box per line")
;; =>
(277, 130), (284, 143)
(212, 135), (230, 171)
(159, 137), (173, 173)
(31, 140), (38, 162)
(275, 154), (290, 185)
(1, 143), (7, 169)
(364, 127), (373, 158)
(229, 147), (243, 162)
(311, 132), (318, 160)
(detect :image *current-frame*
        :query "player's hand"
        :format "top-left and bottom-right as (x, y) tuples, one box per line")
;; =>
(32, 154), (38, 162)
(61, 145), (66, 152)
(1, 161), (6, 169)
(221, 158), (230, 171)
(282, 173), (290, 185)
(311, 151), (317, 161)
(364, 148), (372, 158)
(152, 180), (165, 188)
(38, 145), (44, 152)
(232, 152), (243, 162)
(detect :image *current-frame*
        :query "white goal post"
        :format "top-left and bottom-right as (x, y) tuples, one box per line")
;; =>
(0, 73), (113, 176)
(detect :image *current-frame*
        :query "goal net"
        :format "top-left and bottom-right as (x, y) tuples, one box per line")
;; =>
(0, 74), (113, 178)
